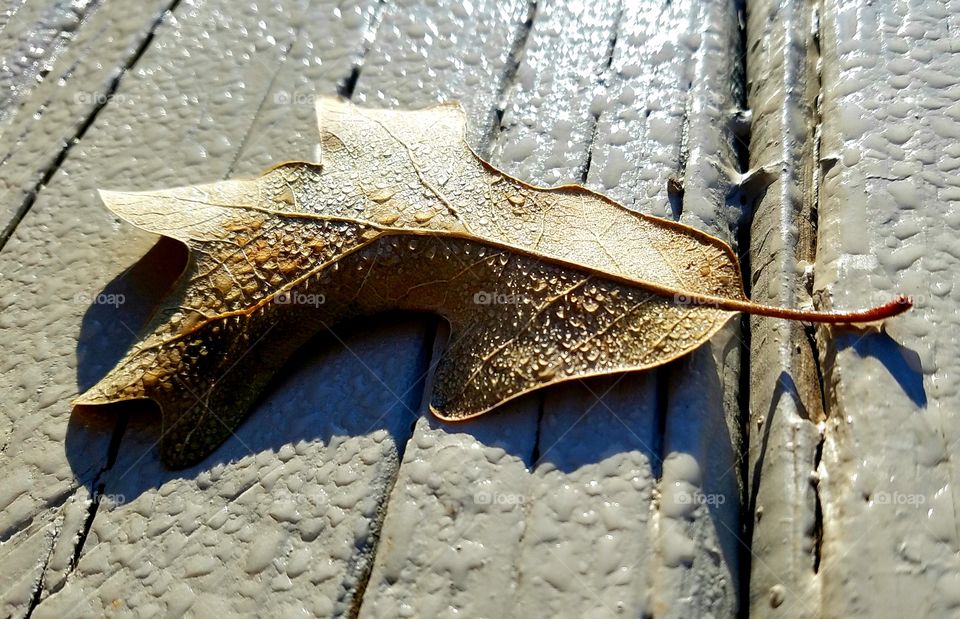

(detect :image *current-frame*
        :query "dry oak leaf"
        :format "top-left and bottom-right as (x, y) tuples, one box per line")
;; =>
(74, 97), (910, 468)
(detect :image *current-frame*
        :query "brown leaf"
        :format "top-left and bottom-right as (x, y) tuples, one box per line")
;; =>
(73, 98), (910, 468)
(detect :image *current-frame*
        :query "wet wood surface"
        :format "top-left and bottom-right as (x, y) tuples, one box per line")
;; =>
(1, 0), (944, 617)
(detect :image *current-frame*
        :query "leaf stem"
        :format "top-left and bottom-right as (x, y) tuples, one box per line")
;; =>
(719, 294), (912, 323)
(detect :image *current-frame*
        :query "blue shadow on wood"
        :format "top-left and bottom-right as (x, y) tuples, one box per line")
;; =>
(70, 312), (432, 506)
(66, 237), (187, 489)
(74, 236), (186, 393)
(835, 328), (927, 408)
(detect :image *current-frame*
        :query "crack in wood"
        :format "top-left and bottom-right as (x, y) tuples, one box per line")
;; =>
(0, 486), (75, 544)
(23, 526), (58, 619)
(23, 414), (128, 613)
(483, 0), (537, 157)
(350, 320), (438, 617)
(729, 4), (754, 615)
(578, 0), (624, 185)
(67, 413), (127, 574)
(808, 0), (827, 582)
(337, 0), (387, 98)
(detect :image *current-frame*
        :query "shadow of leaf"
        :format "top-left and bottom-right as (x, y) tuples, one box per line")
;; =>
(836, 328), (927, 408)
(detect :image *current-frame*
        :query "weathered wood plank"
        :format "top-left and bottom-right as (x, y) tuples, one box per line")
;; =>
(513, 377), (662, 618)
(363, 0), (748, 616)
(0, 0), (383, 615)
(38, 322), (427, 617)
(503, 1), (678, 614)
(20, 0), (541, 616)
(744, 0), (823, 616)
(497, 2), (679, 613)
(0, 0), (200, 608)
(0, 0), (312, 523)
(0, 491), (91, 619)
(316, 0), (538, 614)
(585, 1), (746, 616)
(489, 0), (618, 185)
(358, 0), (616, 614)
(227, 0), (386, 173)
(26, 0), (394, 613)
(0, 0), (98, 117)
(0, 1), (756, 617)
(814, 0), (960, 616)
(350, 0), (532, 148)
(0, 0), (177, 242)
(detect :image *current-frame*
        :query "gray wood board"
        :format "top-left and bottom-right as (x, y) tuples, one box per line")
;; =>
(814, 0), (960, 617)
(744, 0), (823, 616)
(0, 0), (757, 617)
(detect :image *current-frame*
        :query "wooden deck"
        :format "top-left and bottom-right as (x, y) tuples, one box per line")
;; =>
(0, 0), (951, 617)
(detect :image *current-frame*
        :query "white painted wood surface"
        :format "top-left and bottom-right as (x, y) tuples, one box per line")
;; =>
(364, 1), (748, 617)
(744, 0), (823, 616)
(814, 0), (960, 617)
(744, 0), (960, 617)
(5, 0), (949, 617)
(0, 0), (750, 616)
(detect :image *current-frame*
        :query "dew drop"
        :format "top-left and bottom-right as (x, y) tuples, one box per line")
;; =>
(368, 187), (396, 203)
(376, 212), (401, 225)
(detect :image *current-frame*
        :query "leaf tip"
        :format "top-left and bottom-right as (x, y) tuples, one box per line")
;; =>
(97, 188), (153, 226)
(97, 188), (128, 214)
(428, 401), (479, 423)
(71, 384), (132, 409)
(428, 403), (451, 421)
